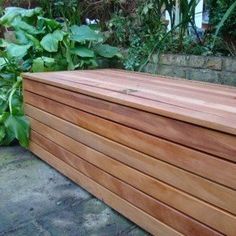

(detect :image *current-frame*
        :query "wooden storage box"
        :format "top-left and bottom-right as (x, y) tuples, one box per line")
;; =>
(23, 69), (236, 236)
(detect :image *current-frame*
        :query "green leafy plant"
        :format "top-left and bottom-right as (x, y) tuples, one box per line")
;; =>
(108, 0), (236, 70)
(108, 0), (206, 71)
(108, 1), (169, 71)
(0, 54), (30, 147)
(0, 7), (121, 147)
(211, 1), (236, 52)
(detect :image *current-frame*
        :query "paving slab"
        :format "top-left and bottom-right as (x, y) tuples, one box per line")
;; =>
(0, 145), (149, 236)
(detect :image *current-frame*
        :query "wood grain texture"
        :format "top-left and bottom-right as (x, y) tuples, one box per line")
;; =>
(29, 142), (182, 236)
(22, 70), (236, 135)
(24, 101), (236, 190)
(28, 122), (236, 235)
(23, 74), (236, 119)
(64, 70), (236, 115)
(95, 69), (236, 101)
(24, 79), (236, 161)
(22, 70), (236, 236)
(30, 130), (223, 236)
(27, 115), (236, 215)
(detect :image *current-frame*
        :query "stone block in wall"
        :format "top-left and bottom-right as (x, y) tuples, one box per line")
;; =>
(205, 57), (222, 70)
(143, 63), (158, 74)
(158, 54), (188, 67)
(223, 57), (236, 72)
(188, 56), (222, 70)
(220, 72), (236, 86)
(187, 55), (206, 68)
(145, 53), (236, 86)
(157, 65), (186, 79)
(186, 69), (221, 84)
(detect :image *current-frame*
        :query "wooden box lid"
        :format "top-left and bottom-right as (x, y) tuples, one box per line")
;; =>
(23, 69), (236, 135)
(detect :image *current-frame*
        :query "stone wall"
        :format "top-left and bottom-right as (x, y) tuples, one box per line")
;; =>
(144, 54), (236, 86)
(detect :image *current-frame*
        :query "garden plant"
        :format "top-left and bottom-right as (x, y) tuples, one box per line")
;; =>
(0, 6), (120, 147)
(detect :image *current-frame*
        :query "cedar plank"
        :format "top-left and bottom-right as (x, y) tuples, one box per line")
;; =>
(28, 129), (236, 235)
(24, 80), (236, 161)
(28, 116), (236, 214)
(29, 142), (182, 236)
(24, 103), (236, 190)
(30, 132), (223, 236)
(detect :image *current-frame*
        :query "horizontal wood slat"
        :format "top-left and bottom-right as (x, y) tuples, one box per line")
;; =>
(23, 70), (236, 235)
(30, 130), (222, 236)
(94, 69), (236, 97)
(27, 119), (236, 235)
(24, 99), (236, 190)
(56, 70), (236, 115)
(29, 142), (182, 236)
(24, 80), (236, 161)
(23, 70), (236, 135)
(27, 114), (236, 215)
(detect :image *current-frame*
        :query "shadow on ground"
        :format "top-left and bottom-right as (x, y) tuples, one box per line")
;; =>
(0, 145), (148, 236)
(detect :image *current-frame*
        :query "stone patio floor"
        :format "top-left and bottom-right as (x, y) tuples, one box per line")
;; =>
(0, 145), (149, 236)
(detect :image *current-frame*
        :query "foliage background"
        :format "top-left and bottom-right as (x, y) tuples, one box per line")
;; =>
(0, 5), (121, 147)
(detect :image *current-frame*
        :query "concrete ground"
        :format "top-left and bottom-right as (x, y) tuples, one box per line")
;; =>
(0, 145), (148, 236)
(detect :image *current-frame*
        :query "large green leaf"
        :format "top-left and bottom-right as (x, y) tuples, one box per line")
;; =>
(32, 57), (55, 72)
(95, 44), (120, 58)
(40, 34), (58, 52)
(32, 58), (44, 72)
(0, 126), (6, 143)
(0, 7), (42, 26)
(4, 114), (30, 147)
(15, 30), (29, 44)
(0, 39), (8, 47)
(10, 7), (42, 18)
(71, 47), (95, 58)
(0, 128), (15, 146)
(0, 57), (7, 69)
(0, 72), (15, 82)
(25, 34), (41, 51)
(6, 43), (31, 59)
(53, 30), (65, 41)
(40, 30), (65, 52)
(11, 17), (42, 35)
(0, 112), (9, 123)
(0, 8), (21, 26)
(70, 25), (103, 42)
(38, 16), (61, 31)
(0, 100), (8, 114)
(11, 93), (23, 115)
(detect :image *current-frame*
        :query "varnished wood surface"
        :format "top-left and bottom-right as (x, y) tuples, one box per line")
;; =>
(22, 69), (236, 135)
(23, 70), (236, 236)
(24, 101), (236, 191)
(27, 117), (236, 235)
(30, 130), (223, 236)
(30, 142), (182, 236)
(27, 114), (236, 215)
(24, 80), (236, 161)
